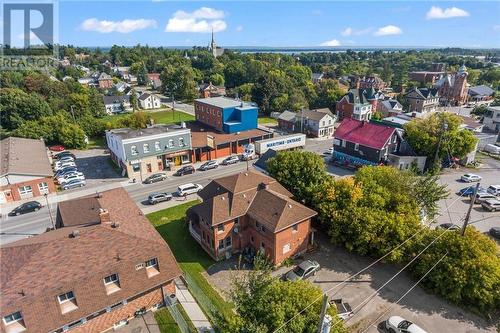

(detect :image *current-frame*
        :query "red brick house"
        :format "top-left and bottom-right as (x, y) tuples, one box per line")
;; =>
(98, 72), (113, 89)
(1, 137), (56, 203)
(0, 188), (181, 333)
(187, 171), (317, 265)
(198, 82), (226, 98)
(336, 88), (382, 121)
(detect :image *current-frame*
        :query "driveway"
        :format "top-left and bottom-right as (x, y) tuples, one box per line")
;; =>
(205, 236), (497, 333)
(71, 148), (125, 190)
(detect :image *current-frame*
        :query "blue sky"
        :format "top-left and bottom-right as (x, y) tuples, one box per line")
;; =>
(57, 1), (500, 48)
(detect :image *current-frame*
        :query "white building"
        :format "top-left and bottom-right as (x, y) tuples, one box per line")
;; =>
(138, 92), (161, 109)
(483, 106), (500, 133)
(103, 95), (132, 114)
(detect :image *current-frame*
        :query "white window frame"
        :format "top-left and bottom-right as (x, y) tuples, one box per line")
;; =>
(131, 145), (138, 155)
(18, 185), (32, 196)
(103, 273), (119, 285)
(38, 182), (49, 194)
(354, 143), (359, 151)
(155, 141), (161, 151)
(179, 137), (185, 147)
(282, 243), (291, 254)
(2, 312), (22, 325)
(146, 258), (158, 268)
(168, 139), (174, 148)
(143, 143), (150, 153)
(58, 291), (75, 304)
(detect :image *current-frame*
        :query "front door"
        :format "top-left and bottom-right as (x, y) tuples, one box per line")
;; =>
(146, 163), (152, 173)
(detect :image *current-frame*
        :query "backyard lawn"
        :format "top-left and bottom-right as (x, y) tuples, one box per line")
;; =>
(154, 308), (182, 333)
(147, 201), (233, 322)
(258, 116), (278, 125)
(151, 110), (194, 124)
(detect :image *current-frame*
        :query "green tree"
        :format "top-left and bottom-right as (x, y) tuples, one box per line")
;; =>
(219, 271), (346, 333)
(210, 73), (225, 86)
(0, 88), (52, 130)
(59, 123), (87, 149)
(160, 64), (197, 101)
(120, 111), (151, 129)
(267, 150), (328, 205)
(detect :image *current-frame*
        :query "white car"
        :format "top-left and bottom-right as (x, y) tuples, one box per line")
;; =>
(54, 161), (76, 171)
(385, 316), (428, 333)
(487, 185), (500, 196)
(58, 173), (85, 184)
(177, 183), (203, 196)
(460, 173), (482, 182)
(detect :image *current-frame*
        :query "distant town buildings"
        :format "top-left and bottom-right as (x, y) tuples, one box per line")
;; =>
(198, 82), (226, 98)
(409, 63), (446, 84)
(102, 95), (132, 114)
(434, 65), (469, 106)
(187, 171), (317, 265)
(404, 87), (439, 116)
(97, 72), (113, 89)
(336, 88), (383, 121)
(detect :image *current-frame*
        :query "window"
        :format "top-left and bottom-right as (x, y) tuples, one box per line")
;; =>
(341, 140), (346, 148)
(58, 291), (78, 314)
(131, 145), (138, 155)
(143, 143), (150, 153)
(283, 243), (291, 254)
(218, 240), (224, 250)
(58, 291), (75, 303)
(292, 224), (298, 233)
(181, 154), (190, 163)
(260, 242), (265, 250)
(146, 257), (160, 277)
(155, 141), (161, 151)
(225, 237), (232, 247)
(354, 143), (359, 151)
(168, 139), (174, 148)
(132, 163), (140, 172)
(18, 185), (32, 196)
(179, 137), (185, 147)
(334, 139), (341, 146)
(250, 236), (254, 243)
(217, 224), (224, 233)
(3, 312), (22, 324)
(38, 182), (49, 194)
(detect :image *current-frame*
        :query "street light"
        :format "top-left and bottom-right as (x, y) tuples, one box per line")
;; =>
(44, 193), (55, 230)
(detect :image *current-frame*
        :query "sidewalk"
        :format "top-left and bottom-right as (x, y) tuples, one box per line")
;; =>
(175, 279), (213, 333)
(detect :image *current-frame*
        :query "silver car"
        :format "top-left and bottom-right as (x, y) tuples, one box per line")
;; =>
(148, 192), (173, 205)
(282, 260), (320, 281)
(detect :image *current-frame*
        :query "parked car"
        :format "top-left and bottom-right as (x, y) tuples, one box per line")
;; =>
(481, 199), (500, 212)
(282, 260), (320, 281)
(470, 192), (496, 204)
(489, 227), (500, 239)
(9, 201), (42, 216)
(49, 145), (65, 152)
(457, 186), (486, 196)
(56, 155), (75, 163)
(62, 179), (86, 190)
(54, 151), (75, 160)
(329, 299), (353, 321)
(483, 143), (500, 155)
(461, 173), (482, 182)
(148, 192), (173, 205)
(199, 160), (219, 171)
(55, 167), (79, 178)
(385, 316), (428, 333)
(222, 155), (240, 165)
(143, 173), (167, 184)
(174, 165), (195, 176)
(436, 223), (461, 231)
(487, 185), (500, 196)
(54, 161), (76, 171)
(324, 147), (334, 155)
(176, 183), (203, 196)
(58, 173), (85, 184)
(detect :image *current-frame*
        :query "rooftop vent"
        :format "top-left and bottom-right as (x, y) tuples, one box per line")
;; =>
(111, 222), (120, 228)
(70, 230), (80, 238)
(95, 192), (102, 198)
(288, 204), (292, 208)
(244, 172), (248, 176)
(258, 182), (269, 190)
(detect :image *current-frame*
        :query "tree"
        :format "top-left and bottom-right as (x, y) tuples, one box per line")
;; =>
(59, 123), (87, 149)
(120, 111), (151, 129)
(160, 64), (198, 101)
(210, 73), (225, 86)
(0, 88), (52, 130)
(311, 79), (344, 110)
(267, 150), (328, 205)
(251, 70), (292, 115)
(219, 271), (346, 333)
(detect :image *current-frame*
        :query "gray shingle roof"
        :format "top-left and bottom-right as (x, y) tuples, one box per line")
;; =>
(1, 137), (53, 177)
(278, 110), (296, 122)
(469, 85), (495, 97)
(102, 95), (130, 105)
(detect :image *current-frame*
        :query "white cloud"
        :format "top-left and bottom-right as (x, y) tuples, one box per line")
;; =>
(17, 31), (37, 40)
(165, 7), (227, 33)
(341, 27), (372, 36)
(374, 25), (402, 36)
(236, 25), (243, 32)
(320, 39), (341, 47)
(426, 6), (469, 19)
(79, 18), (157, 33)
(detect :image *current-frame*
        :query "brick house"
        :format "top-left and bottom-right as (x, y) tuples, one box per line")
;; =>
(187, 171), (317, 265)
(0, 137), (56, 204)
(198, 82), (226, 98)
(97, 72), (113, 89)
(0, 188), (181, 333)
(336, 88), (382, 121)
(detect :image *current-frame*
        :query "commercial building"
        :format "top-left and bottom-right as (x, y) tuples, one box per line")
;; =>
(0, 137), (55, 203)
(187, 171), (317, 265)
(194, 96), (258, 134)
(106, 125), (192, 180)
(0, 188), (181, 333)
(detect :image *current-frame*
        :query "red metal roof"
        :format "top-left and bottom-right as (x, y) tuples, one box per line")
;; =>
(335, 118), (396, 150)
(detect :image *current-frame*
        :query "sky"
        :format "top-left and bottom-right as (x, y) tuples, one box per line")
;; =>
(53, 1), (500, 48)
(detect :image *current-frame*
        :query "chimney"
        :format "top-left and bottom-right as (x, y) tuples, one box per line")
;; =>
(70, 230), (80, 238)
(258, 182), (269, 190)
(99, 209), (111, 223)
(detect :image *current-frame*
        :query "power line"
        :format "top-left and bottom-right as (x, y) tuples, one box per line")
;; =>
(359, 251), (449, 333)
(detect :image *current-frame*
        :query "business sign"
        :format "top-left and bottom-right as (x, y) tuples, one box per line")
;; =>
(255, 134), (306, 154)
(207, 135), (216, 149)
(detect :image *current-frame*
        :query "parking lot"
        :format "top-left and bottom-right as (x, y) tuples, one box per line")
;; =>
(71, 148), (125, 189)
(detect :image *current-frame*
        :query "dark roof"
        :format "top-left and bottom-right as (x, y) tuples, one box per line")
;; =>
(380, 99), (403, 111)
(335, 118), (396, 150)
(56, 196), (101, 228)
(1, 188), (181, 333)
(254, 149), (277, 171)
(468, 85), (495, 97)
(278, 110), (296, 122)
(138, 92), (151, 101)
(102, 95), (130, 105)
(343, 88), (380, 104)
(187, 122), (271, 148)
(189, 170), (316, 231)
(1, 137), (53, 177)
(406, 87), (439, 99)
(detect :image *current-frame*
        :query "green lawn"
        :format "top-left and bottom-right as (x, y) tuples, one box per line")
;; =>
(154, 308), (182, 333)
(87, 135), (106, 148)
(101, 113), (130, 127)
(151, 110), (195, 125)
(258, 116), (277, 125)
(147, 201), (233, 322)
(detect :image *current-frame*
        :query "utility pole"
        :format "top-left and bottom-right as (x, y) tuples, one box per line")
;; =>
(172, 92), (175, 121)
(44, 193), (55, 230)
(300, 107), (304, 134)
(316, 293), (329, 333)
(461, 182), (480, 236)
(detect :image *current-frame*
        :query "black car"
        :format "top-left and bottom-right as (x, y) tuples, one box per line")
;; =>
(54, 151), (76, 160)
(143, 173), (167, 184)
(9, 201), (42, 216)
(489, 227), (500, 239)
(174, 165), (195, 176)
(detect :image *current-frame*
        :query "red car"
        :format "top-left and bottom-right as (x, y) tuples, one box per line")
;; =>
(49, 145), (65, 152)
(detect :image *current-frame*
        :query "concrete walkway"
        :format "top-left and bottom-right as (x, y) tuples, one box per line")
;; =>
(114, 311), (160, 333)
(175, 279), (213, 333)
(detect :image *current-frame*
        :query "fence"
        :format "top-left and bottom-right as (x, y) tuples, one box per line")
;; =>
(183, 272), (220, 325)
(165, 296), (195, 333)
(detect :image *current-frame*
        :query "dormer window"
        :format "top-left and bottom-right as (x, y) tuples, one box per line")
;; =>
(146, 258), (160, 277)
(103, 273), (121, 295)
(58, 291), (78, 314)
(3, 311), (26, 333)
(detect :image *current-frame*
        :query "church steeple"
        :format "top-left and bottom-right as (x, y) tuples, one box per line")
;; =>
(210, 28), (217, 57)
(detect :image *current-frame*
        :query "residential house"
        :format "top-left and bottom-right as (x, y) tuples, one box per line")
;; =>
(459, 116), (484, 133)
(404, 87), (439, 116)
(194, 96), (258, 134)
(434, 65), (468, 106)
(0, 137), (55, 203)
(98, 72), (113, 89)
(114, 82), (130, 93)
(106, 124), (192, 179)
(146, 74), (162, 90)
(102, 95), (132, 115)
(483, 106), (500, 133)
(0, 188), (181, 333)
(333, 118), (426, 171)
(350, 75), (386, 90)
(468, 85), (495, 105)
(299, 109), (336, 138)
(311, 73), (325, 84)
(198, 82), (226, 98)
(77, 77), (95, 87)
(277, 111), (297, 132)
(187, 171), (317, 265)
(336, 88), (382, 121)
(377, 98), (403, 117)
(138, 93), (161, 109)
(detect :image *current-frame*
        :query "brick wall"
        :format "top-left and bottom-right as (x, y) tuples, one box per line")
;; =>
(274, 219), (311, 265)
(1, 177), (56, 202)
(336, 99), (354, 121)
(194, 102), (223, 131)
